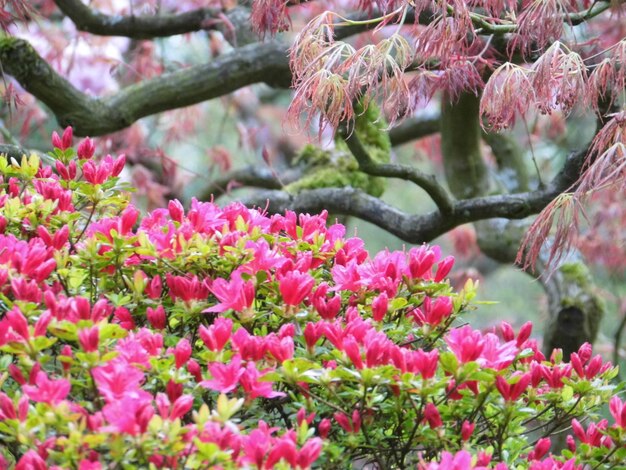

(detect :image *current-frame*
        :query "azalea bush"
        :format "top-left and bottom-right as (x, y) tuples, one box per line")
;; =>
(0, 131), (625, 469)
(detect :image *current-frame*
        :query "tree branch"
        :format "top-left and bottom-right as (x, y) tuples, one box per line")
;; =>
(388, 116), (440, 146)
(54, 0), (223, 39)
(340, 127), (454, 214)
(242, 147), (586, 243)
(200, 166), (306, 200)
(0, 36), (290, 136)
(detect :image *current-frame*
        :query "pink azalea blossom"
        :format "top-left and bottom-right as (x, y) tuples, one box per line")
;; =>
(23, 371), (71, 405)
(205, 275), (255, 313)
(200, 355), (245, 393)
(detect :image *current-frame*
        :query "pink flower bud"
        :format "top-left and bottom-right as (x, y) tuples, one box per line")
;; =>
(461, 420), (475, 441)
(77, 137), (95, 159)
(529, 437), (551, 461)
(9, 364), (26, 385)
(174, 338), (192, 369)
(500, 322), (515, 341)
(371, 292), (388, 322)
(318, 418), (331, 438)
(51, 132), (63, 150)
(434, 256), (455, 282)
(168, 199), (185, 222)
(170, 395), (194, 420)
(517, 321), (533, 347)
(423, 403), (442, 428)
(78, 326), (100, 352)
(62, 127), (73, 149)
(145, 275), (162, 299)
(166, 380), (183, 402)
(187, 359), (202, 382)
(146, 305), (167, 330)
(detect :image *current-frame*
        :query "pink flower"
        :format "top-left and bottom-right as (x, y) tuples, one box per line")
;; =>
(278, 270), (315, 306)
(145, 275), (162, 299)
(461, 421), (475, 441)
(166, 274), (210, 303)
(79, 460), (102, 470)
(240, 362), (285, 400)
(311, 283), (341, 320)
(425, 450), (473, 470)
(82, 154), (126, 185)
(303, 322), (324, 350)
(55, 160), (77, 180)
(52, 126), (73, 150)
(297, 437), (323, 468)
(146, 305), (167, 330)
(102, 396), (154, 435)
(407, 349), (439, 379)
(318, 418), (331, 438)
(445, 325), (485, 363)
(609, 396), (626, 428)
(16, 450), (47, 470)
(407, 245), (440, 279)
(334, 410), (361, 433)
(168, 199), (185, 222)
(478, 333), (518, 370)
(331, 261), (362, 292)
(371, 292), (388, 321)
(528, 437), (551, 461)
(23, 371), (71, 405)
(205, 275), (255, 313)
(198, 317), (233, 351)
(201, 355), (245, 393)
(0, 392), (16, 420)
(423, 403), (442, 428)
(77, 137), (95, 159)
(571, 418), (612, 448)
(434, 256), (455, 282)
(173, 338), (192, 369)
(495, 373), (531, 402)
(92, 362), (146, 402)
(410, 296), (453, 326)
(78, 326), (100, 352)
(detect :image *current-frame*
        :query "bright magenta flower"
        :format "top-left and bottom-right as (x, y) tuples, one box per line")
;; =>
(445, 325), (485, 363)
(15, 450), (47, 470)
(22, 371), (71, 405)
(201, 355), (245, 393)
(78, 326), (100, 352)
(51, 126), (73, 150)
(173, 338), (192, 369)
(205, 275), (255, 313)
(198, 317), (233, 351)
(278, 270), (315, 306)
(76, 136), (95, 159)
(495, 373), (531, 402)
(410, 296), (453, 327)
(92, 362), (146, 402)
(240, 362), (285, 400)
(166, 274), (210, 303)
(82, 154), (126, 185)
(146, 305), (167, 330)
(423, 403), (442, 428)
(610, 396), (626, 428)
(101, 396), (154, 435)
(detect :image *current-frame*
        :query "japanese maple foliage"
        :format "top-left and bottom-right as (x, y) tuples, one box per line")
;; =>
(0, 131), (625, 468)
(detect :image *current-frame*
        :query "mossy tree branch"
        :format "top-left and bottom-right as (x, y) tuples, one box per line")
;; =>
(242, 147), (587, 242)
(0, 36), (290, 136)
(340, 127), (454, 214)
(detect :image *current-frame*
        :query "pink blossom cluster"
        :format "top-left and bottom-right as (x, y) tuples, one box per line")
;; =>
(0, 131), (624, 468)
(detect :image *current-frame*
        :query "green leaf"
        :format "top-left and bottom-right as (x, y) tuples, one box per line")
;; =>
(440, 351), (459, 374)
